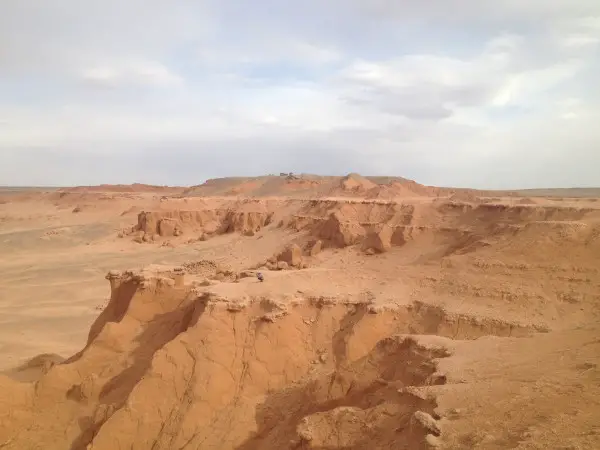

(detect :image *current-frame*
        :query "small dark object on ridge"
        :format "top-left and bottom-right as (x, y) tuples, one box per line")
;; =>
(257, 272), (264, 282)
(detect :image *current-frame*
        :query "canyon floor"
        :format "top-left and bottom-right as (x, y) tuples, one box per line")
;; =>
(0, 174), (599, 450)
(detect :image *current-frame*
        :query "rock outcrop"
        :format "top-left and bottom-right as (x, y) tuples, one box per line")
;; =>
(158, 217), (179, 237)
(318, 212), (365, 247)
(132, 206), (274, 241)
(362, 224), (394, 253)
(309, 239), (323, 256)
(0, 264), (552, 450)
(277, 243), (303, 267)
(339, 173), (377, 193)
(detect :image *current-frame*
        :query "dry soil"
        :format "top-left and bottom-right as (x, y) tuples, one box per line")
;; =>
(0, 175), (599, 450)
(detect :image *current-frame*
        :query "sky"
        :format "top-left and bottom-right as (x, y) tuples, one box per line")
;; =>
(1, 0), (599, 189)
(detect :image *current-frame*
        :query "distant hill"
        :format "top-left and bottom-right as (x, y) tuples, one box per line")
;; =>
(0, 186), (61, 192)
(182, 173), (517, 198)
(58, 183), (185, 194)
(2, 176), (599, 198)
(513, 188), (600, 198)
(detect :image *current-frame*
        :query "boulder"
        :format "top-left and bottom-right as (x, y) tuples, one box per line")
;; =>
(309, 240), (323, 256)
(278, 243), (303, 267)
(411, 411), (441, 437)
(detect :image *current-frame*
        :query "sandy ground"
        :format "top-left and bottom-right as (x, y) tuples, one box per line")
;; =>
(0, 195), (289, 369)
(0, 177), (599, 449)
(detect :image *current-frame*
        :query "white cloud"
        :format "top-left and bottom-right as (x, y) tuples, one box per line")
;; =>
(554, 15), (600, 49)
(335, 32), (586, 121)
(339, 0), (600, 23)
(195, 37), (342, 70)
(81, 61), (183, 88)
(490, 60), (584, 107)
(561, 34), (600, 48)
(0, 0), (599, 188)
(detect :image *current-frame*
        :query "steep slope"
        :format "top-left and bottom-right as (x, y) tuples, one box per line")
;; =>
(0, 263), (598, 450)
(2, 186), (600, 450)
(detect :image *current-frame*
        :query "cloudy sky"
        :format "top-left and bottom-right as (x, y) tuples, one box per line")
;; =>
(1, 0), (599, 188)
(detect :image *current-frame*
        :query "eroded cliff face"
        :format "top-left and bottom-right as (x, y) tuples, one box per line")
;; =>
(127, 199), (600, 264)
(2, 189), (599, 450)
(0, 265), (548, 450)
(135, 208), (274, 237)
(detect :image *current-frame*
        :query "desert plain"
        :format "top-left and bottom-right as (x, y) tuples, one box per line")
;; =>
(0, 173), (599, 449)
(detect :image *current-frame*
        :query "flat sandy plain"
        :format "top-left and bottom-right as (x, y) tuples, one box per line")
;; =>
(0, 174), (599, 450)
